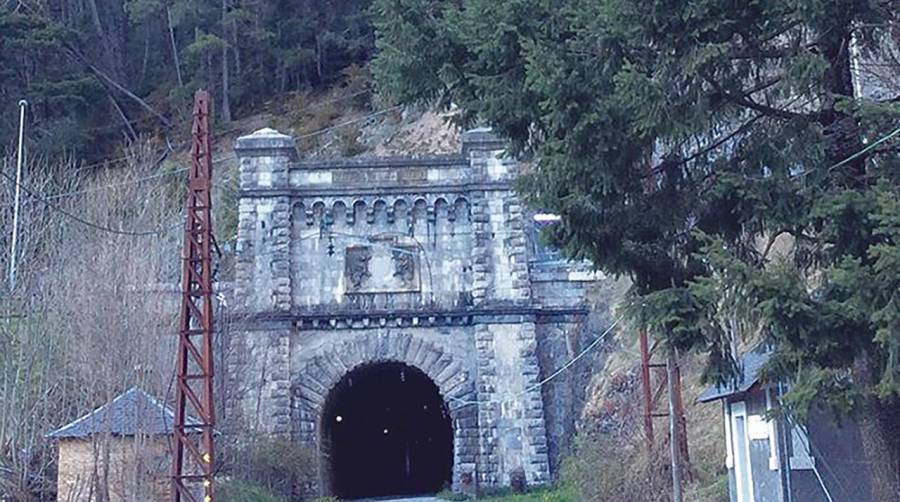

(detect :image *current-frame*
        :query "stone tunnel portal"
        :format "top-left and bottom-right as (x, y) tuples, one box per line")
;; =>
(322, 362), (454, 499)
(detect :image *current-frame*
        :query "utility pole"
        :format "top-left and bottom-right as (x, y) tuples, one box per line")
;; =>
(667, 347), (684, 502)
(171, 90), (217, 502)
(8, 100), (27, 291)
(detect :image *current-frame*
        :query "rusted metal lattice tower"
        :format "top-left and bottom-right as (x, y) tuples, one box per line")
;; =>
(172, 90), (217, 502)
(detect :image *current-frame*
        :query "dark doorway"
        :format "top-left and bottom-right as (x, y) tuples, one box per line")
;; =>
(322, 362), (453, 499)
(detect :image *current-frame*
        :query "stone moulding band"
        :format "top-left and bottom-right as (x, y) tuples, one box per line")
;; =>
(240, 181), (514, 198)
(225, 306), (589, 330)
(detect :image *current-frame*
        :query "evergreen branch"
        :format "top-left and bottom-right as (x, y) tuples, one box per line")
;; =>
(704, 74), (809, 121)
(720, 90), (807, 120)
(730, 19), (802, 60)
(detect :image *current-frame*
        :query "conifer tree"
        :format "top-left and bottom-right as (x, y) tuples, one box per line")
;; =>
(371, 1), (900, 496)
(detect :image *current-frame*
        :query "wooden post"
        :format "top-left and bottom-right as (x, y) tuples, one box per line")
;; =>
(667, 347), (684, 502)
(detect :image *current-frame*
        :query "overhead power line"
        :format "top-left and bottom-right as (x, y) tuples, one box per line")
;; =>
(1, 98), (401, 236)
(0, 168), (170, 236)
(0, 168), (190, 209)
(447, 314), (624, 408)
(295, 105), (403, 140)
(824, 124), (900, 173)
(733, 122), (900, 183)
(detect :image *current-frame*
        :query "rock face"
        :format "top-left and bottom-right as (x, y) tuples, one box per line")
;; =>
(226, 127), (613, 495)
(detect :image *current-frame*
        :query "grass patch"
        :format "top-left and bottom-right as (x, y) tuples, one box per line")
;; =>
(437, 486), (577, 502)
(218, 481), (290, 502)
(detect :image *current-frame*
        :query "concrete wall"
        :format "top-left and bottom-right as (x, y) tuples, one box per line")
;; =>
(56, 436), (169, 502)
(227, 127), (615, 494)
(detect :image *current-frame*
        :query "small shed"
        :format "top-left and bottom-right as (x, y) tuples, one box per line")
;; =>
(48, 387), (197, 502)
(699, 346), (876, 502)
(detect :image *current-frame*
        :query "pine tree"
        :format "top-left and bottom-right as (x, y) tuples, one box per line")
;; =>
(371, 0), (900, 496)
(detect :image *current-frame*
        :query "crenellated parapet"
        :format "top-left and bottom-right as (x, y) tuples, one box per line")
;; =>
(291, 195), (471, 229)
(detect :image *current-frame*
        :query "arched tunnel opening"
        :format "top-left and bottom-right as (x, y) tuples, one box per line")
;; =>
(322, 362), (453, 499)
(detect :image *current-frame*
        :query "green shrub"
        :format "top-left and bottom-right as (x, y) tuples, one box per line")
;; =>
(227, 437), (317, 500)
(337, 125), (368, 156)
(562, 435), (670, 502)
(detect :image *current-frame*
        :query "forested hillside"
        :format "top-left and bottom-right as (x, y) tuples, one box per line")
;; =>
(1, 0), (372, 159)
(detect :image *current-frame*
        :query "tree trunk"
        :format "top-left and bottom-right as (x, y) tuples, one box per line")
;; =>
(854, 357), (900, 501)
(667, 348), (684, 502)
(221, 0), (232, 122)
(165, 5), (184, 87)
(316, 34), (324, 82)
(231, 2), (241, 85)
(85, 0), (127, 84)
(140, 24), (150, 84)
(108, 95), (137, 142)
(820, 28), (866, 182)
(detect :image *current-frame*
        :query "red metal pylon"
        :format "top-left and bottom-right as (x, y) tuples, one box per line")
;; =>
(639, 330), (691, 476)
(172, 90), (217, 502)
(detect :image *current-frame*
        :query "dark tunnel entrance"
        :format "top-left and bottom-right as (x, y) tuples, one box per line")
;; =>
(322, 362), (453, 499)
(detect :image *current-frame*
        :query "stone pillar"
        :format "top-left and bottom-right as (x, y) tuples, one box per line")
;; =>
(226, 324), (292, 436)
(229, 128), (296, 436)
(465, 129), (550, 488)
(234, 128), (296, 313)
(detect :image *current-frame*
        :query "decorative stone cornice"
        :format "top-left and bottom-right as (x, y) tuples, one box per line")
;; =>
(239, 180), (514, 198)
(226, 305), (588, 330)
(292, 154), (466, 170)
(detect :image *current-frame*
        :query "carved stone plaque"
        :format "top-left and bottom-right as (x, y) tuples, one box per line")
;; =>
(342, 239), (420, 294)
(392, 246), (418, 288)
(344, 246), (372, 291)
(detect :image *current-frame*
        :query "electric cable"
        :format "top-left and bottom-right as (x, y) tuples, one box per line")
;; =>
(295, 105), (404, 140)
(0, 168), (174, 236)
(525, 314), (623, 395)
(735, 122), (900, 183)
(0, 167), (190, 209)
(822, 124), (900, 173)
(446, 314), (624, 408)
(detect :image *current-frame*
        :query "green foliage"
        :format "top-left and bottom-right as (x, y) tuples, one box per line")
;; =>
(0, 8), (103, 156)
(480, 485), (577, 502)
(227, 438), (317, 500)
(436, 485), (575, 501)
(219, 481), (290, 502)
(370, 0), (900, 424)
(337, 125), (368, 156)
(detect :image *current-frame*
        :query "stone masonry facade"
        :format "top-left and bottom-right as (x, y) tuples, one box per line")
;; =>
(226, 127), (604, 495)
